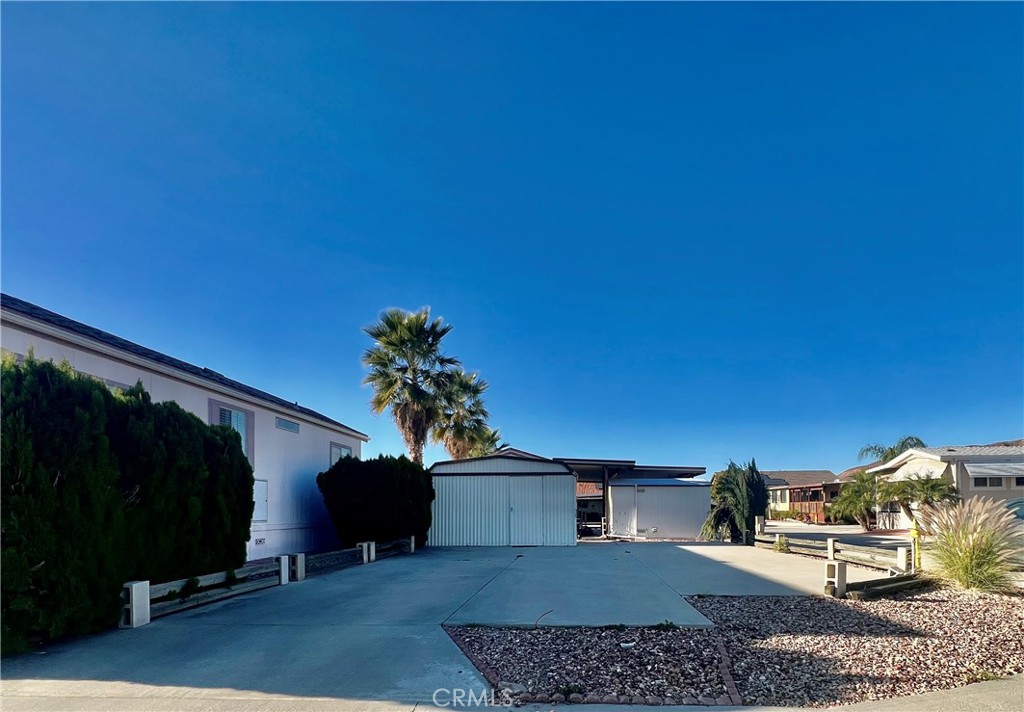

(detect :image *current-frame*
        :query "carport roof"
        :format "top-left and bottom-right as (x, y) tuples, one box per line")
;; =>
(608, 478), (711, 487)
(553, 457), (706, 482)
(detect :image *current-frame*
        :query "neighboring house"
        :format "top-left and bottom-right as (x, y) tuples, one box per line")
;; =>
(867, 441), (1024, 530)
(429, 447), (707, 545)
(761, 470), (841, 523)
(1, 294), (368, 561)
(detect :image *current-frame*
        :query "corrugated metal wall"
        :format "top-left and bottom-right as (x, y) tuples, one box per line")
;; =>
(431, 475), (509, 546)
(542, 475), (577, 546)
(610, 486), (637, 537)
(510, 477), (545, 545)
(610, 484), (710, 539)
(430, 474), (577, 546)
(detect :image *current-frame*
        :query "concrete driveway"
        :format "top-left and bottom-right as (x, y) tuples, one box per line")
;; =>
(1, 542), (878, 711)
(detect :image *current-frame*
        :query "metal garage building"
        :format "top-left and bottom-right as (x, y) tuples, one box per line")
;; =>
(430, 452), (577, 546)
(609, 478), (711, 539)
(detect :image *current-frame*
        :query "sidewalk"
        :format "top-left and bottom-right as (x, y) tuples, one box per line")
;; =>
(3, 676), (1020, 712)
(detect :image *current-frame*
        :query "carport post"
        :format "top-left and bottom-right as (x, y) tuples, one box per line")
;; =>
(277, 556), (290, 585)
(827, 538), (837, 560)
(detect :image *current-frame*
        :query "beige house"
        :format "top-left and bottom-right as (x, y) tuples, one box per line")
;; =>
(1, 294), (369, 561)
(867, 442), (1024, 529)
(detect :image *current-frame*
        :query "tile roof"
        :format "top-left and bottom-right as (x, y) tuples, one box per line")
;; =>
(916, 443), (1023, 458)
(1, 293), (368, 439)
(837, 462), (881, 480)
(576, 482), (603, 498)
(761, 470), (839, 488)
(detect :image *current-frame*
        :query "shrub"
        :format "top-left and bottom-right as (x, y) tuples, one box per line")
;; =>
(1, 358), (125, 653)
(774, 535), (790, 553)
(316, 454), (434, 548)
(1, 356), (253, 653)
(919, 497), (1020, 592)
(700, 459), (768, 542)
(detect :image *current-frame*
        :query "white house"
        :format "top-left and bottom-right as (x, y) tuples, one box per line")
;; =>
(1, 294), (368, 561)
(867, 441), (1024, 529)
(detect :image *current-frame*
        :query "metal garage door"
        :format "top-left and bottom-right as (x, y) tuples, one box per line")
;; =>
(431, 474), (577, 546)
(509, 477), (545, 545)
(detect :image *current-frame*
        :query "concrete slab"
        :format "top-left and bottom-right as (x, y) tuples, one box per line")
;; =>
(444, 545), (712, 627)
(625, 542), (881, 596)
(0, 542), (924, 712)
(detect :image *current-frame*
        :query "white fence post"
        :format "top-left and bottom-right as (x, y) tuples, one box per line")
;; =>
(370, 541), (376, 562)
(896, 546), (910, 574)
(409, 536), (416, 553)
(825, 561), (847, 599)
(827, 537), (837, 560)
(120, 581), (150, 628)
(289, 553), (306, 582)
(755, 516), (765, 535)
(277, 556), (290, 585)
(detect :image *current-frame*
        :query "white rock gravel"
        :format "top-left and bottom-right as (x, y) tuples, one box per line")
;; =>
(448, 587), (1024, 707)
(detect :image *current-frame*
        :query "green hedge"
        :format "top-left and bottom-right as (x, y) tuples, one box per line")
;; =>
(316, 455), (433, 548)
(1, 357), (253, 654)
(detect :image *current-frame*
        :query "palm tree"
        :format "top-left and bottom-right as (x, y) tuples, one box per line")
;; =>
(830, 470), (876, 531)
(858, 436), (927, 463)
(879, 473), (959, 528)
(431, 369), (490, 460)
(466, 427), (508, 458)
(362, 308), (459, 465)
(700, 460), (768, 543)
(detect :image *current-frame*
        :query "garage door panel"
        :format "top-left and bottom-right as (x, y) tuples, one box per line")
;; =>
(510, 477), (545, 546)
(432, 476), (509, 546)
(609, 486), (637, 537)
(542, 475), (577, 546)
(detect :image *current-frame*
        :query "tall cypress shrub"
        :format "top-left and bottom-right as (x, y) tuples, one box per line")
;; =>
(317, 455), (434, 548)
(1, 358), (125, 653)
(1, 356), (254, 653)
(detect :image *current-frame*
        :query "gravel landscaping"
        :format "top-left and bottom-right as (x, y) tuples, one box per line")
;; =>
(447, 586), (1024, 707)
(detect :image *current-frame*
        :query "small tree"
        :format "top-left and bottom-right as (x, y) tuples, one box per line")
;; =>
(879, 473), (959, 529)
(858, 436), (926, 463)
(700, 459), (768, 543)
(830, 470), (876, 531)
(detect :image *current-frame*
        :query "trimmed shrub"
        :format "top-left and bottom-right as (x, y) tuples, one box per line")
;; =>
(1, 358), (125, 653)
(920, 497), (1020, 592)
(1, 356), (253, 653)
(316, 455), (434, 548)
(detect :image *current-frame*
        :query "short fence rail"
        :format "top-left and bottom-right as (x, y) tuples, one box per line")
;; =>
(120, 537), (417, 629)
(754, 533), (912, 573)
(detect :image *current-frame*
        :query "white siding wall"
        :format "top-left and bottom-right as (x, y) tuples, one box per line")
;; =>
(2, 322), (364, 561)
(430, 473), (576, 546)
(610, 484), (711, 539)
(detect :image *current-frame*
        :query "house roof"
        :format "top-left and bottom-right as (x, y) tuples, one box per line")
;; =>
(837, 462), (882, 480)
(1, 293), (369, 440)
(760, 470), (839, 488)
(867, 440), (1024, 474)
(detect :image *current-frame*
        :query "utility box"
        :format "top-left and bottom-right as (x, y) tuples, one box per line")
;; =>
(120, 581), (150, 628)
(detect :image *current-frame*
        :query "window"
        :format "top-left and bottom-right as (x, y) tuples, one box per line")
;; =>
(1015, 476), (1024, 488)
(330, 442), (352, 466)
(275, 417), (300, 433)
(253, 479), (268, 522)
(209, 399), (254, 462)
(972, 477), (1004, 489)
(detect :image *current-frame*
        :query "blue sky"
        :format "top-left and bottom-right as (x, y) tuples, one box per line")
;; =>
(3, 3), (1021, 474)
